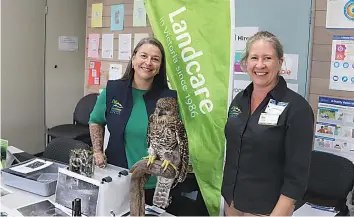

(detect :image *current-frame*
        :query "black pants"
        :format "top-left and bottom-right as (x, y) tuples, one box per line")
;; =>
(144, 188), (155, 206)
(144, 177), (209, 216)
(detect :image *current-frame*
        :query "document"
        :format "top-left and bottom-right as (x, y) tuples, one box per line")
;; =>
(111, 4), (125, 31)
(314, 96), (354, 162)
(134, 33), (149, 47)
(102, 34), (114, 59)
(233, 51), (246, 74)
(58, 36), (78, 52)
(118, 34), (132, 60)
(88, 61), (101, 86)
(280, 54), (299, 80)
(293, 202), (338, 216)
(109, 64), (123, 80)
(9, 158), (53, 174)
(133, 0), (147, 27)
(329, 35), (354, 91)
(17, 199), (70, 216)
(326, 0), (354, 29)
(91, 3), (103, 28)
(232, 80), (251, 99)
(88, 34), (100, 58)
(234, 27), (259, 51)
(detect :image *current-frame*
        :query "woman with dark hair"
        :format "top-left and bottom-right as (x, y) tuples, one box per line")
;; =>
(88, 37), (177, 205)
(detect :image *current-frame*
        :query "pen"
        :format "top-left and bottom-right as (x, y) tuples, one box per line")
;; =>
(309, 204), (337, 213)
(145, 207), (162, 215)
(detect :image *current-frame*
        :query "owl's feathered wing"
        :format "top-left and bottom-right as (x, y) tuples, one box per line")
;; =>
(172, 119), (189, 188)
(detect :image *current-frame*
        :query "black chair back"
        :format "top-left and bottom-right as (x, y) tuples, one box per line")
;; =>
(73, 93), (98, 125)
(305, 150), (354, 214)
(43, 138), (90, 164)
(307, 151), (354, 199)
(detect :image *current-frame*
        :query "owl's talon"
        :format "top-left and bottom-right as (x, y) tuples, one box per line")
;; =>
(161, 160), (177, 171)
(143, 155), (156, 166)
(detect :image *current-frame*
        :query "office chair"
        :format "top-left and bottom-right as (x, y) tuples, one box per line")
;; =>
(43, 138), (90, 164)
(303, 150), (354, 216)
(46, 93), (98, 145)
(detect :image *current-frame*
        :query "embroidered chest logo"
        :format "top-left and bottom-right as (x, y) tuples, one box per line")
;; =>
(110, 99), (123, 115)
(229, 106), (241, 118)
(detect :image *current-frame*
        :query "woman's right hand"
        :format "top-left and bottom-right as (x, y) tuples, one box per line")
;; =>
(93, 151), (106, 168)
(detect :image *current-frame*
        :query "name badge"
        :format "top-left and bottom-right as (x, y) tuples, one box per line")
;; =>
(265, 99), (288, 115)
(258, 113), (279, 126)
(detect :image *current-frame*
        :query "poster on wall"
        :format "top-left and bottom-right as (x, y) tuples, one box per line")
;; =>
(233, 27), (259, 74)
(233, 27), (259, 51)
(326, 0), (354, 29)
(314, 96), (354, 162)
(280, 54), (299, 80)
(88, 61), (101, 86)
(111, 4), (125, 31)
(329, 35), (354, 91)
(102, 34), (114, 59)
(232, 80), (251, 99)
(109, 64), (123, 80)
(91, 3), (103, 28)
(134, 33), (149, 47)
(88, 34), (100, 58)
(118, 34), (132, 60)
(58, 36), (78, 52)
(133, 0), (147, 27)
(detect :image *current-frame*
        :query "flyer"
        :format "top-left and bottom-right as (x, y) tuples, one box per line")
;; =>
(314, 96), (354, 162)
(329, 36), (354, 91)
(88, 61), (101, 86)
(326, 0), (354, 29)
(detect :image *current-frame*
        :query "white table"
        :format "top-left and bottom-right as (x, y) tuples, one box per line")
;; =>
(1, 176), (55, 210)
(1, 161), (130, 215)
(1, 150), (173, 216)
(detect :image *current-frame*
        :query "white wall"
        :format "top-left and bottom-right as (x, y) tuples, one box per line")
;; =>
(45, 0), (87, 129)
(0, 0), (2, 140)
(1, 0), (87, 154)
(1, 0), (46, 154)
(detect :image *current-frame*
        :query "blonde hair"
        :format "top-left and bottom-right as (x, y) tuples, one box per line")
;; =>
(240, 31), (284, 72)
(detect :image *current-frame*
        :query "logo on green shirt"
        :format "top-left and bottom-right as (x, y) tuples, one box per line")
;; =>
(110, 99), (123, 115)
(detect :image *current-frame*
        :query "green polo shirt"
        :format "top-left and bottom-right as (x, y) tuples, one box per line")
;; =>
(89, 88), (157, 189)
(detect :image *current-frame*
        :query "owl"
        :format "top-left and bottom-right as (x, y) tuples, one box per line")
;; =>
(145, 97), (189, 209)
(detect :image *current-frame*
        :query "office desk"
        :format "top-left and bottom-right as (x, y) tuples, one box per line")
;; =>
(0, 158), (173, 216)
(1, 160), (130, 215)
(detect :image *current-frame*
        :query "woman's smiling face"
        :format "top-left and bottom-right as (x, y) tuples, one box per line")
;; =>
(132, 44), (162, 81)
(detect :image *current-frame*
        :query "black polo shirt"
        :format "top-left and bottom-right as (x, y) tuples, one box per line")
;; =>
(222, 76), (314, 215)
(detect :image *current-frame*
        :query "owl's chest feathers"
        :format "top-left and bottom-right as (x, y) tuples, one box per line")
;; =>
(149, 122), (177, 148)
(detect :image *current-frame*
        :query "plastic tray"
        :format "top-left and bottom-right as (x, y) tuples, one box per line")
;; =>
(1, 159), (67, 196)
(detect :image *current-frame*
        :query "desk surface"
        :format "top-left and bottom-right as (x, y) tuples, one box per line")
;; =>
(1, 177), (55, 210)
(0, 157), (173, 216)
(0, 161), (129, 215)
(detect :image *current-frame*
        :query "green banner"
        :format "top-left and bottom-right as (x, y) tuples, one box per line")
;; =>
(145, 0), (232, 215)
